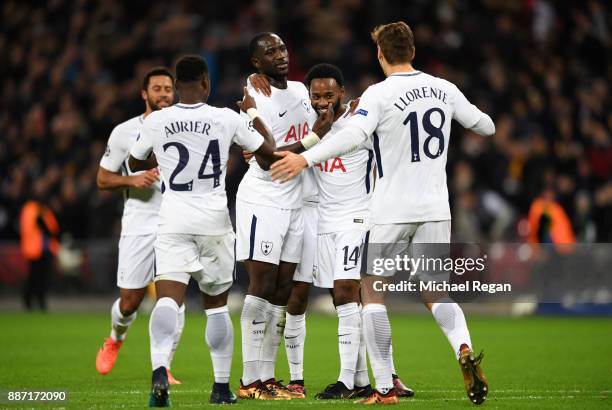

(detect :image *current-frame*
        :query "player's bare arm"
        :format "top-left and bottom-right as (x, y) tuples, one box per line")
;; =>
(248, 73), (272, 97)
(96, 165), (159, 190)
(236, 86), (278, 169)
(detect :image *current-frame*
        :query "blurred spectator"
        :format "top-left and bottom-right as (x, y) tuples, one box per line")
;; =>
(20, 180), (60, 310)
(0, 0), (611, 243)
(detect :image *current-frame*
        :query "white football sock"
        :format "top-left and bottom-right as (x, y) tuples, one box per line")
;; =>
(168, 304), (185, 367)
(336, 302), (360, 390)
(389, 343), (397, 375)
(240, 295), (268, 385)
(362, 303), (393, 392)
(149, 297), (179, 370)
(110, 298), (137, 342)
(431, 299), (472, 359)
(259, 303), (286, 382)
(205, 305), (233, 383)
(355, 305), (370, 387)
(285, 313), (306, 381)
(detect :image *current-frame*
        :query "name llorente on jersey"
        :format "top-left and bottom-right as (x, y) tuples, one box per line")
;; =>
(394, 86), (449, 111)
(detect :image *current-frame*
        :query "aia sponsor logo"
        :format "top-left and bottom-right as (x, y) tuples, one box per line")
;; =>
(314, 157), (346, 173)
(283, 122), (309, 142)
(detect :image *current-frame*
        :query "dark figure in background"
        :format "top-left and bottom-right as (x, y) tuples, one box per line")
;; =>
(20, 181), (60, 311)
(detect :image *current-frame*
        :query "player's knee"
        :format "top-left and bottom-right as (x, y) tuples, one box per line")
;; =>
(119, 294), (143, 316)
(287, 284), (309, 314)
(333, 280), (360, 306)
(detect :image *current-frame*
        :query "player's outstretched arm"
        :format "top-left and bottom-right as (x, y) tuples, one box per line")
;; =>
(97, 165), (159, 190)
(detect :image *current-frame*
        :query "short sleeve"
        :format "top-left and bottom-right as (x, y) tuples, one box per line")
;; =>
(450, 83), (482, 129)
(130, 117), (156, 160)
(99, 126), (128, 172)
(230, 110), (264, 152)
(347, 85), (382, 137)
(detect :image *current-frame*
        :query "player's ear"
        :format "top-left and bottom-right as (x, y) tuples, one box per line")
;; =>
(251, 56), (261, 71)
(141, 89), (147, 101)
(339, 86), (346, 100)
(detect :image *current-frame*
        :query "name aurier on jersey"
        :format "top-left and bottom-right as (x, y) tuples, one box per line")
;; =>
(393, 86), (448, 111)
(164, 120), (211, 138)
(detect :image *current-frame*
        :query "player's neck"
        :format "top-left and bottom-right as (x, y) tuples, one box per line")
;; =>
(385, 63), (416, 76)
(334, 104), (347, 121)
(179, 90), (206, 105)
(266, 74), (287, 90)
(143, 108), (152, 119)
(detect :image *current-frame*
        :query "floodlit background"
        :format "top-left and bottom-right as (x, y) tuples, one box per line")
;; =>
(1, 0), (610, 309)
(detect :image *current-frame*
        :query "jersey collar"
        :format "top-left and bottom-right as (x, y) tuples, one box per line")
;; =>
(390, 71), (422, 77)
(175, 102), (206, 109)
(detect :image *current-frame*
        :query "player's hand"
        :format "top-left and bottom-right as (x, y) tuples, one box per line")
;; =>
(269, 151), (308, 183)
(312, 103), (334, 137)
(348, 97), (361, 114)
(236, 87), (257, 112)
(242, 150), (254, 163)
(130, 168), (159, 188)
(248, 73), (271, 96)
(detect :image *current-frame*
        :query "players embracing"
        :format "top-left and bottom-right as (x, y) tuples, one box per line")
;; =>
(272, 21), (493, 405)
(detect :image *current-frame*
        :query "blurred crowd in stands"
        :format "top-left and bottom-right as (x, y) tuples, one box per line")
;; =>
(1, 0), (611, 244)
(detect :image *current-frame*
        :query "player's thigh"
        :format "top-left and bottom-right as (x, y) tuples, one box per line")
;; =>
(117, 234), (156, 289)
(366, 223), (417, 278)
(412, 220), (451, 286)
(154, 233), (201, 287)
(314, 232), (335, 289)
(235, 199), (291, 265)
(280, 206), (304, 264)
(333, 230), (367, 282)
(193, 232), (236, 297)
(294, 203), (317, 283)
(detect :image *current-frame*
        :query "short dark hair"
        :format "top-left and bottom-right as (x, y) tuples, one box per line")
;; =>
(304, 63), (344, 88)
(175, 55), (208, 82)
(142, 67), (174, 90)
(371, 21), (415, 64)
(249, 32), (276, 58)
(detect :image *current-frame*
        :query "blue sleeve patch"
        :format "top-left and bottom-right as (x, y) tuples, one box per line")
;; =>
(356, 109), (368, 116)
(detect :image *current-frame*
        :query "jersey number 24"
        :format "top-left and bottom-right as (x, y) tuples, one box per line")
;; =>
(163, 140), (221, 191)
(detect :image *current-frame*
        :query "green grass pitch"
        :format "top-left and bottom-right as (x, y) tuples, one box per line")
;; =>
(1, 311), (611, 408)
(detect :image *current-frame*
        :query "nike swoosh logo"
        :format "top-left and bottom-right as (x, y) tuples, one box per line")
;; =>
(252, 320), (265, 325)
(343, 266), (357, 271)
(285, 335), (298, 339)
(279, 111), (287, 117)
(338, 333), (352, 337)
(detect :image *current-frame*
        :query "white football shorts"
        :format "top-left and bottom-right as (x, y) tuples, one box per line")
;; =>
(116, 234), (156, 289)
(154, 231), (235, 296)
(367, 220), (451, 281)
(294, 201), (317, 283)
(314, 229), (366, 288)
(235, 199), (303, 265)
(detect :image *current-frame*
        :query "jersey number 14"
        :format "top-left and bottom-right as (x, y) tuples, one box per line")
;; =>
(163, 140), (221, 191)
(403, 107), (446, 162)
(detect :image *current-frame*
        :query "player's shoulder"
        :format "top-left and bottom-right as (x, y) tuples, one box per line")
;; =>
(109, 115), (144, 138)
(418, 71), (460, 93)
(210, 105), (241, 121)
(287, 80), (308, 94)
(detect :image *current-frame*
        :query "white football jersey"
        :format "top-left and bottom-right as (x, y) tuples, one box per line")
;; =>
(309, 71), (484, 224)
(237, 81), (316, 209)
(100, 115), (162, 236)
(131, 103), (264, 235)
(313, 110), (372, 233)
